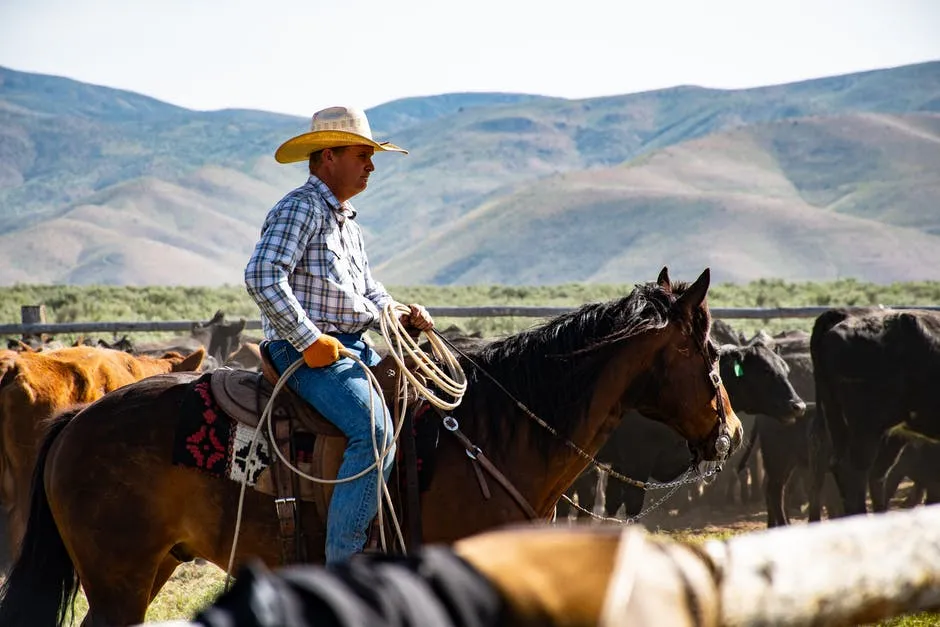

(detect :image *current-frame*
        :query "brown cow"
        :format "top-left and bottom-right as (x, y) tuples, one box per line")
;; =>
(0, 345), (205, 565)
(223, 341), (262, 371)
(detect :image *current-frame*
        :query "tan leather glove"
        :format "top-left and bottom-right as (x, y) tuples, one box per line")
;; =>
(302, 335), (343, 368)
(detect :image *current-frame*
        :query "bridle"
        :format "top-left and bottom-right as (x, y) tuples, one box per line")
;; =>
(698, 334), (733, 464)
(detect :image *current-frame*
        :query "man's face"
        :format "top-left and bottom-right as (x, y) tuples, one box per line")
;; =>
(327, 145), (375, 201)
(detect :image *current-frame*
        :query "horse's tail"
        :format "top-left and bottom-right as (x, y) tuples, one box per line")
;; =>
(0, 407), (83, 627)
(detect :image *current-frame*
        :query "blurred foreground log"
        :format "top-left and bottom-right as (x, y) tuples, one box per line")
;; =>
(707, 505), (940, 626)
(592, 504), (940, 626)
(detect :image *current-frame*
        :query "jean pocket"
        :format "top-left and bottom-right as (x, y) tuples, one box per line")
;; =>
(268, 341), (294, 370)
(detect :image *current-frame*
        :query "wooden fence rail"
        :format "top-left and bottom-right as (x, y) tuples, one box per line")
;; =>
(1, 305), (940, 337)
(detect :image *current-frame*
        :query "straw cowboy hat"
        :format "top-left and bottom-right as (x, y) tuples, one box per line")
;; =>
(274, 106), (408, 164)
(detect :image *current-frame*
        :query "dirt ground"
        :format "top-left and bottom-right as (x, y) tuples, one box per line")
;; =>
(641, 495), (772, 536)
(566, 472), (923, 539)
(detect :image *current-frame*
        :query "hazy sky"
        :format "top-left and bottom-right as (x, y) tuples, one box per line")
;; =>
(2, 0), (938, 117)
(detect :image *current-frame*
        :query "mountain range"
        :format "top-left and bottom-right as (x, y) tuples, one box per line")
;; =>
(0, 61), (938, 286)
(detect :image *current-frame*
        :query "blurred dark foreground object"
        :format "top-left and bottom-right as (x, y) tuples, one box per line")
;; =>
(148, 505), (940, 627)
(191, 547), (502, 627)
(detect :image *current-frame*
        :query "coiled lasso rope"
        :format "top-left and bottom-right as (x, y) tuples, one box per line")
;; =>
(225, 303), (467, 587)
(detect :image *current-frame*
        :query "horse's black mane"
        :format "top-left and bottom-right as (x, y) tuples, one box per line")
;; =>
(454, 280), (711, 457)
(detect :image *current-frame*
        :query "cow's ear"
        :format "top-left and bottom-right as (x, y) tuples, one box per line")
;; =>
(897, 312), (926, 337)
(176, 348), (206, 372)
(748, 329), (775, 349)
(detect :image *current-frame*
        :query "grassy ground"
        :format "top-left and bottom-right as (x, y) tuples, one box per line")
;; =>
(68, 563), (227, 624)
(62, 529), (938, 626)
(2, 279), (940, 346)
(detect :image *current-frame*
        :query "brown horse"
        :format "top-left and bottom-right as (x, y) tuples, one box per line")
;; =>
(0, 267), (742, 627)
(0, 346), (206, 565)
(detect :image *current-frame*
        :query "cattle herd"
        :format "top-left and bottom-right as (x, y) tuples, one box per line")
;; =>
(561, 309), (940, 533)
(0, 311), (259, 566)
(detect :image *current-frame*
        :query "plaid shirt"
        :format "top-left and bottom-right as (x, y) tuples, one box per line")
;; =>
(244, 175), (395, 351)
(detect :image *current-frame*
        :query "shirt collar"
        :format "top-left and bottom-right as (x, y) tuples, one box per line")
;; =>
(307, 175), (357, 221)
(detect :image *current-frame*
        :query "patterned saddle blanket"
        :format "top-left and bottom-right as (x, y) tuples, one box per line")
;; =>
(171, 357), (439, 518)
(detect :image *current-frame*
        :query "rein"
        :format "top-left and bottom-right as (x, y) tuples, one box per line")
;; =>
(433, 326), (732, 499)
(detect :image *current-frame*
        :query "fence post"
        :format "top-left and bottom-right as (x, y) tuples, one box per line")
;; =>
(20, 305), (46, 342)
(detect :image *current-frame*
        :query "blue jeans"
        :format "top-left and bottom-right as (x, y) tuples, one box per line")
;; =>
(267, 335), (395, 565)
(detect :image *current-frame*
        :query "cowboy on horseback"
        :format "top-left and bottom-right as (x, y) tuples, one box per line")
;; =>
(244, 106), (434, 565)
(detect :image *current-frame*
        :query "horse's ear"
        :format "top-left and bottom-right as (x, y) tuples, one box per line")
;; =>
(674, 268), (710, 317)
(657, 266), (671, 290)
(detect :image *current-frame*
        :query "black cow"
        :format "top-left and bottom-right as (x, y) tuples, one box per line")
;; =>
(883, 438), (940, 507)
(559, 412), (691, 520)
(742, 330), (907, 526)
(702, 332), (814, 511)
(810, 307), (940, 518)
(561, 331), (806, 519)
(751, 416), (906, 527)
(735, 333), (822, 527)
(747, 412), (844, 527)
(97, 334), (135, 353)
(712, 318), (747, 345)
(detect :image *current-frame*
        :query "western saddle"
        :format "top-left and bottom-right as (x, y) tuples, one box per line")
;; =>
(208, 340), (416, 563)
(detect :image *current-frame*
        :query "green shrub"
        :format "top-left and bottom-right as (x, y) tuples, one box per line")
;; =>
(2, 280), (938, 342)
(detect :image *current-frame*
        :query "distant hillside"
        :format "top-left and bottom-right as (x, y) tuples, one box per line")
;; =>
(376, 112), (940, 285)
(356, 61), (940, 263)
(0, 67), (543, 235)
(0, 61), (938, 285)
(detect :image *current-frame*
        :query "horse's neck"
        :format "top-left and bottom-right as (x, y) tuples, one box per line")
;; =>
(463, 334), (662, 515)
(542, 338), (661, 511)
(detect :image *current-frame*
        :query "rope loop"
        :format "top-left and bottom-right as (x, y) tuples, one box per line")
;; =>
(225, 303), (467, 587)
